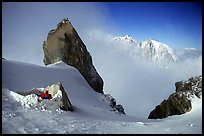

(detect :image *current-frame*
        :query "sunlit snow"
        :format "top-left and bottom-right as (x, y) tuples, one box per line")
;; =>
(2, 59), (202, 134)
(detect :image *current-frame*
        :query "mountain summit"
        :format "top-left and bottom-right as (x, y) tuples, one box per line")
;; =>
(43, 18), (104, 93)
(140, 39), (177, 63)
(112, 35), (178, 64)
(113, 35), (138, 45)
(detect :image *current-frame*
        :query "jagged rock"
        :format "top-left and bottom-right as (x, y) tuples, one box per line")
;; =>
(175, 81), (192, 92)
(110, 98), (116, 108)
(45, 82), (73, 111)
(148, 75), (202, 119)
(43, 18), (104, 93)
(17, 82), (73, 111)
(102, 94), (116, 108)
(101, 94), (125, 115)
(175, 75), (202, 98)
(115, 104), (126, 115)
(148, 91), (192, 119)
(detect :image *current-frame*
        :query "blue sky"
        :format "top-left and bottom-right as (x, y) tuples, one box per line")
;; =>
(105, 2), (202, 49)
(2, 2), (202, 65)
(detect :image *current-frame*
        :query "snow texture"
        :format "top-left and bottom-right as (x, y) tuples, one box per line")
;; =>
(2, 59), (202, 134)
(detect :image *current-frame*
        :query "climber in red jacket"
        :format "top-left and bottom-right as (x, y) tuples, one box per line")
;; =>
(37, 89), (52, 102)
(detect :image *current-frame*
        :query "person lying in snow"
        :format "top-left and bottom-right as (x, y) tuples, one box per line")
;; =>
(37, 89), (52, 102)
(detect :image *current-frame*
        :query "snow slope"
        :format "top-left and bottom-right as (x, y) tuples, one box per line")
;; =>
(2, 59), (202, 134)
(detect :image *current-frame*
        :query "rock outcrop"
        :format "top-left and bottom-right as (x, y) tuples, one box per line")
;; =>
(148, 75), (202, 119)
(45, 82), (73, 111)
(17, 82), (73, 111)
(175, 75), (202, 99)
(43, 18), (104, 93)
(101, 94), (126, 115)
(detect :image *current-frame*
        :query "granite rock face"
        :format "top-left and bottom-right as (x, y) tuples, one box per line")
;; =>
(148, 75), (202, 119)
(43, 18), (104, 93)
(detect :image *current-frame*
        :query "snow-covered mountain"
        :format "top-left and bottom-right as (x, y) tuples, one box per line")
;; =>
(113, 35), (138, 45)
(2, 59), (202, 134)
(140, 39), (177, 63)
(173, 48), (202, 61)
(111, 35), (178, 64)
(110, 35), (201, 65)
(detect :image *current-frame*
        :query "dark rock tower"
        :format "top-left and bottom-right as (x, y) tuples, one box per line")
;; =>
(43, 18), (104, 93)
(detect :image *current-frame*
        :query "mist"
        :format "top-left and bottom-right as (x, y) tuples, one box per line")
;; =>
(83, 30), (202, 118)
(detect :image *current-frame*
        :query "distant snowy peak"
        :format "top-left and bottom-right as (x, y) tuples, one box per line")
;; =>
(110, 34), (200, 64)
(184, 48), (197, 51)
(139, 39), (177, 62)
(113, 35), (138, 45)
(140, 39), (165, 48)
(111, 36), (178, 64)
(140, 39), (172, 53)
(174, 48), (202, 61)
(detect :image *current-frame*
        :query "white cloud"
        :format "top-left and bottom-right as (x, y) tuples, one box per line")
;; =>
(84, 30), (202, 118)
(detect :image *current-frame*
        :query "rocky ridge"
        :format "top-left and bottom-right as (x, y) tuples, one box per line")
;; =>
(148, 75), (202, 119)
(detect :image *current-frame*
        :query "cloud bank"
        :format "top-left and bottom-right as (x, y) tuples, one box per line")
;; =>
(84, 30), (202, 118)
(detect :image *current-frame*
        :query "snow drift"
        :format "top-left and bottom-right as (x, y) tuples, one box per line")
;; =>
(12, 82), (74, 111)
(2, 59), (202, 134)
(2, 59), (132, 121)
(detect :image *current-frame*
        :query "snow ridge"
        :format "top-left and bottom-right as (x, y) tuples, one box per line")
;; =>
(112, 35), (178, 64)
(140, 39), (177, 62)
(113, 35), (138, 45)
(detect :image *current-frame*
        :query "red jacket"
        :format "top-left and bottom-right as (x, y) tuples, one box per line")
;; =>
(40, 93), (52, 99)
